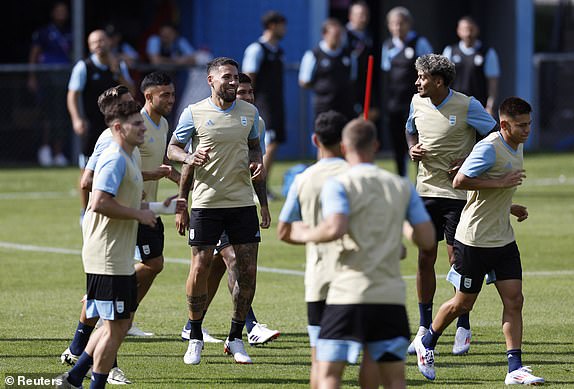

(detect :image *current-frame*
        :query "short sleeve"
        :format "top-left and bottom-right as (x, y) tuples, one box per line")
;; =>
(93, 152), (126, 196)
(466, 97), (497, 135)
(298, 51), (316, 84)
(321, 178), (350, 218)
(68, 60), (87, 91)
(459, 141), (496, 178)
(278, 178), (302, 223)
(242, 42), (264, 73)
(406, 183), (431, 225)
(173, 107), (196, 144)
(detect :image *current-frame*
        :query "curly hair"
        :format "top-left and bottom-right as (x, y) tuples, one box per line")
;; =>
(415, 54), (456, 87)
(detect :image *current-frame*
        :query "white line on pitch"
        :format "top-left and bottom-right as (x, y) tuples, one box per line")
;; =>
(2, 241), (573, 279)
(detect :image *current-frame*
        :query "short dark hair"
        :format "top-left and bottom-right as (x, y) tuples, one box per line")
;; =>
(415, 54), (456, 87)
(238, 72), (252, 84)
(140, 71), (173, 93)
(314, 110), (348, 147)
(206, 57), (239, 75)
(499, 97), (532, 118)
(97, 85), (130, 115)
(262, 11), (286, 30)
(104, 100), (142, 126)
(322, 18), (342, 35)
(342, 118), (376, 151)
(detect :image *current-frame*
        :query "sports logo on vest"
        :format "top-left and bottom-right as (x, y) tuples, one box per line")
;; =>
(449, 115), (457, 126)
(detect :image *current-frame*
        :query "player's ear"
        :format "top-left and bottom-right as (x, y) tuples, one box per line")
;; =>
(311, 133), (319, 147)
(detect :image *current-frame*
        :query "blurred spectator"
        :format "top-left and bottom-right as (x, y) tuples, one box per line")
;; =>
(105, 23), (140, 68)
(67, 29), (134, 217)
(242, 10), (287, 200)
(442, 16), (500, 115)
(381, 6), (433, 177)
(146, 23), (196, 65)
(28, 1), (72, 167)
(344, 0), (376, 118)
(299, 18), (356, 123)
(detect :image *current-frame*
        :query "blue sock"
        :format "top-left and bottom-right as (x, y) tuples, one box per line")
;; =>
(69, 321), (95, 356)
(418, 303), (433, 328)
(456, 313), (470, 330)
(185, 319), (192, 330)
(245, 307), (257, 332)
(421, 326), (441, 350)
(507, 349), (522, 373)
(67, 351), (93, 386)
(89, 372), (108, 389)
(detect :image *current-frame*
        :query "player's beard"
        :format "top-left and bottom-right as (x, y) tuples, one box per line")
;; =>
(217, 87), (237, 103)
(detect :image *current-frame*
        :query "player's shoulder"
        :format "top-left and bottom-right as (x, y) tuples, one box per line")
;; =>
(235, 99), (258, 116)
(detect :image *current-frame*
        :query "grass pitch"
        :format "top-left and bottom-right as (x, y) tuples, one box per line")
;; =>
(0, 154), (573, 388)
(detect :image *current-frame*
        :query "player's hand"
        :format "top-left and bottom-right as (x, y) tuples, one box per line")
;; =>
(500, 169), (526, 188)
(138, 209), (157, 227)
(175, 208), (189, 236)
(289, 221), (310, 243)
(409, 143), (426, 162)
(185, 148), (211, 167)
(447, 158), (466, 180)
(260, 205), (271, 229)
(250, 162), (265, 182)
(155, 164), (172, 179)
(510, 204), (528, 222)
(72, 118), (87, 136)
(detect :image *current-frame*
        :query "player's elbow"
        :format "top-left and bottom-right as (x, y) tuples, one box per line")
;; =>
(452, 173), (466, 189)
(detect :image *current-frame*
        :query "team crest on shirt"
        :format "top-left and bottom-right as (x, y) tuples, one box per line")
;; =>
(206, 119), (214, 126)
(116, 300), (124, 314)
(404, 47), (415, 59)
(142, 245), (150, 255)
(449, 115), (457, 126)
(463, 278), (472, 289)
(240, 116), (247, 126)
(189, 229), (195, 240)
(474, 54), (484, 66)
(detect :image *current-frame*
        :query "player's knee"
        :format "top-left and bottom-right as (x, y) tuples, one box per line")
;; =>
(145, 257), (164, 275)
(504, 292), (524, 311)
(418, 249), (437, 270)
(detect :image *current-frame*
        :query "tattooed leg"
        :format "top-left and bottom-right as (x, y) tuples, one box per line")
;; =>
(186, 245), (215, 320)
(230, 243), (258, 320)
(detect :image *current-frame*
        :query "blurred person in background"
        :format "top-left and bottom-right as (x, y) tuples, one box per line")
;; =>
(299, 18), (356, 124)
(68, 29), (135, 221)
(105, 23), (140, 68)
(381, 6), (433, 177)
(28, 1), (72, 167)
(442, 16), (500, 115)
(242, 10), (287, 200)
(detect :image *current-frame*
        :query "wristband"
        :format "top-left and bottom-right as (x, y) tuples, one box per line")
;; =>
(149, 200), (176, 215)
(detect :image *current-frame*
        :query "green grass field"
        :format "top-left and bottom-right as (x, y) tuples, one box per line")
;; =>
(1, 154), (573, 388)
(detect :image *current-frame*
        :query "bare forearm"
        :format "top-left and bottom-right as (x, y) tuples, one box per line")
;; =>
(252, 178), (268, 207)
(178, 163), (194, 201)
(92, 192), (143, 220)
(167, 139), (188, 163)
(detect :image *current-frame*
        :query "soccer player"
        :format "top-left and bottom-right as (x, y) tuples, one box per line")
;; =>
(167, 57), (265, 365)
(278, 110), (351, 389)
(289, 118), (435, 389)
(56, 100), (156, 389)
(414, 97), (544, 386)
(178, 72), (279, 346)
(406, 54), (497, 356)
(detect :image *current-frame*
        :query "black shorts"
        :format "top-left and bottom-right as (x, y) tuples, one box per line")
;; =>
(422, 197), (466, 245)
(256, 97), (285, 144)
(85, 273), (138, 320)
(188, 206), (260, 246)
(319, 304), (410, 343)
(136, 217), (164, 261)
(307, 300), (327, 326)
(453, 240), (522, 294)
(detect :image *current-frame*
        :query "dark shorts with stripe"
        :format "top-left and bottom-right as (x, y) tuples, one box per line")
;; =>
(422, 197), (466, 245)
(136, 217), (164, 261)
(188, 206), (260, 246)
(86, 273), (138, 320)
(453, 240), (522, 293)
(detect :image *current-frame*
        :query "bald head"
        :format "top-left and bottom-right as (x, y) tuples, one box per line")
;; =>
(87, 29), (110, 56)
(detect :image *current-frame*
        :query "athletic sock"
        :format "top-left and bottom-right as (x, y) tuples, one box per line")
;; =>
(419, 303), (433, 328)
(421, 326), (441, 350)
(507, 349), (523, 373)
(89, 372), (108, 389)
(112, 358), (118, 368)
(67, 351), (93, 386)
(69, 321), (95, 356)
(456, 313), (471, 330)
(185, 319), (192, 331)
(189, 319), (203, 341)
(245, 308), (257, 333)
(228, 319), (245, 341)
